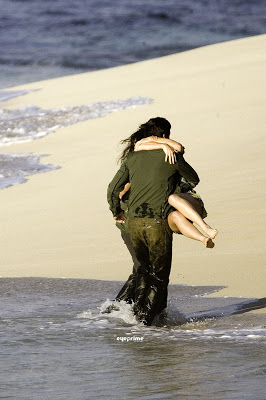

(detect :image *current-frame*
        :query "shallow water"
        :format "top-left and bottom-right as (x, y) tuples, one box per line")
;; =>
(1, 278), (265, 399)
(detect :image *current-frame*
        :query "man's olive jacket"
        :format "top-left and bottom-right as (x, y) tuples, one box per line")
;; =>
(107, 150), (200, 220)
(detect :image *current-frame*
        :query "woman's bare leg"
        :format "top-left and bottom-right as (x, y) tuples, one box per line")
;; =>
(168, 193), (218, 239)
(168, 211), (215, 248)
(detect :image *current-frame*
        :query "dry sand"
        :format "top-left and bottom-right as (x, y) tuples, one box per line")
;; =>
(1, 35), (266, 299)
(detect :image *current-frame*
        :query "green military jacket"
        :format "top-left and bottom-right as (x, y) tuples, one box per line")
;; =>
(107, 149), (199, 220)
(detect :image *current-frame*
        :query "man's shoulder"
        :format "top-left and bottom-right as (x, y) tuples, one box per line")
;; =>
(128, 150), (181, 174)
(128, 149), (164, 162)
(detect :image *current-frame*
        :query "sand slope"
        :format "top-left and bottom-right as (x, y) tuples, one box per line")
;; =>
(1, 35), (266, 298)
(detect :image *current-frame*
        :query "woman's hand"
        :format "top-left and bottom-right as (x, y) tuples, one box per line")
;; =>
(162, 144), (177, 164)
(114, 211), (126, 223)
(119, 183), (131, 199)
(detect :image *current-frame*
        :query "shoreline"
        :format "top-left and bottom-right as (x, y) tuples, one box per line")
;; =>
(1, 35), (265, 300)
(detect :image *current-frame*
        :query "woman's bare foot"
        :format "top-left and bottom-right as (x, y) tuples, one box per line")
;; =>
(203, 225), (218, 239)
(202, 237), (215, 248)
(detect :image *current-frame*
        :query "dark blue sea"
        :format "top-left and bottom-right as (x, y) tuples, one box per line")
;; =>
(0, 0), (265, 89)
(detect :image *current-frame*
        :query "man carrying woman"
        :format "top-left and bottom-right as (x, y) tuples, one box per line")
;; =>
(107, 117), (217, 325)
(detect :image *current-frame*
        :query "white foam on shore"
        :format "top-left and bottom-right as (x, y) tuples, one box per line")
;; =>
(179, 326), (266, 342)
(0, 153), (60, 190)
(0, 96), (151, 190)
(0, 96), (152, 147)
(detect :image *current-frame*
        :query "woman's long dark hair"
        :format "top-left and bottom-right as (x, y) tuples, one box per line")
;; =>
(119, 117), (171, 163)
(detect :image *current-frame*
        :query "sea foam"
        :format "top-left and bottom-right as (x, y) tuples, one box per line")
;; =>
(0, 96), (152, 189)
(0, 96), (152, 147)
(0, 153), (60, 190)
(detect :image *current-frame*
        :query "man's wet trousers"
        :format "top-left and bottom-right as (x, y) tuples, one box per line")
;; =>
(115, 230), (140, 304)
(126, 217), (173, 325)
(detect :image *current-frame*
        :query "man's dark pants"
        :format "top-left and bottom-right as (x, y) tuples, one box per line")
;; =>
(128, 217), (173, 325)
(115, 230), (140, 303)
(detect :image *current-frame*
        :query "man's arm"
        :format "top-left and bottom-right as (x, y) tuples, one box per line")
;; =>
(175, 153), (200, 189)
(107, 161), (130, 218)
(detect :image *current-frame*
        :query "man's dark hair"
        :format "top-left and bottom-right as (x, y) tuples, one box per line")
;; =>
(119, 117), (171, 163)
(145, 117), (171, 138)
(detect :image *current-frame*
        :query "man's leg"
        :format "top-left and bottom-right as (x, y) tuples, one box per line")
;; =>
(141, 219), (173, 325)
(127, 218), (151, 319)
(128, 218), (173, 325)
(115, 230), (140, 303)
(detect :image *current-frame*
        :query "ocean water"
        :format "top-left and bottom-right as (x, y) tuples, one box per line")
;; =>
(0, 0), (265, 89)
(0, 278), (265, 399)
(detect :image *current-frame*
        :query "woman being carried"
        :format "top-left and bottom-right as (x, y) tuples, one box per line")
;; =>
(134, 135), (218, 248)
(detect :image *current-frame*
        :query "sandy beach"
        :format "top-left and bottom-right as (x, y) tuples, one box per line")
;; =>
(1, 34), (265, 299)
